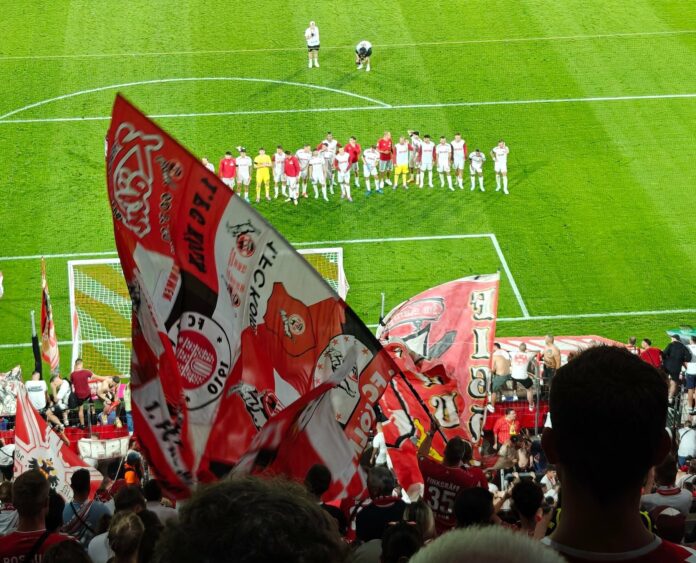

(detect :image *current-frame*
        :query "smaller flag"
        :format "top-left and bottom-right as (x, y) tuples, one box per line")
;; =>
(40, 259), (60, 374)
(14, 384), (102, 501)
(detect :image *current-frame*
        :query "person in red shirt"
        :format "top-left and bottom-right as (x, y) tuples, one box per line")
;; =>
(219, 151), (237, 191)
(492, 408), (518, 450)
(418, 420), (480, 535)
(640, 338), (663, 369)
(70, 358), (94, 428)
(541, 345), (696, 562)
(344, 136), (362, 189)
(283, 151), (301, 206)
(376, 131), (393, 190)
(0, 470), (73, 558)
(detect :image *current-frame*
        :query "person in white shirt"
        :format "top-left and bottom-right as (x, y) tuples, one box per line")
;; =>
(201, 157), (214, 173)
(491, 140), (510, 195)
(309, 150), (328, 201)
(334, 147), (352, 202)
(295, 144), (312, 197)
(362, 145), (380, 194)
(685, 336), (696, 415)
(678, 422), (696, 466)
(370, 423), (389, 466)
(355, 40), (372, 72)
(436, 136), (453, 191)
(49, 373), (71, 426)
(450, 133), (467, 189)
(393, 136), (412, 190)
(510, 343), (537, 411)
(540, 465), (559, 502)
(25, 371), (65, 431)
(321, 133), (339, 192)
(641, 454), (693, 516)
(272, 146), (286, 199)
(143, 480), (178, 524)
(305, 21), (320, 68)
(418, 135), (435, 188)
(235, 147), (252, 202)
(469, 148), (486, 192)
(408, 130), (422, 183)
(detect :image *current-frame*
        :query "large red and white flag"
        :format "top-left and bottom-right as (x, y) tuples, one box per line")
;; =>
(377, 274), (499, 492)
(40, 259), (60, 374)
(106, 95), (399, 498)
(14, 384), (102, 500)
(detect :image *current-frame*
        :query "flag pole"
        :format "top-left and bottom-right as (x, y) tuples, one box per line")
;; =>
(396, 370), (449, 443)
(30, 310), (42, 377)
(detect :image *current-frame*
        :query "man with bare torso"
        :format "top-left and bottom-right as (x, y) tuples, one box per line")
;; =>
(542, 335), (561, 390)
(488, 343), (512, 413)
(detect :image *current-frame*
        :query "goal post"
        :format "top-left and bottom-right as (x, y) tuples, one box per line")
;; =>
(67, 248), (349, 377)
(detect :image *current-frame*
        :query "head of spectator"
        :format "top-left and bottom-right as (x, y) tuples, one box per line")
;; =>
(43, 540), (92, 563)
(108, 511), (144, 563)
(628, 336), (637, 347)
(46, 489), (65, 532)
(153, 476), (346, 563)
(443, 437), (466, 467)
(367, 466), (396, 498)
(410, 525), (567, 563)
(304, 464), (332, 500)
(74, 358), (84, 371)
(402, 499), (436, 541)
(0, 481), (12, 504)
(381, 521), (423, 563)
(545, 334), (555, 345)
(654, 454), (678, 487)
(542, 346), (671, 554)
(454, 487), (494, 528)
(114, 486), (146, 515)
(137, 509), (164, 563)
(12, 470), (50, 529)
(142, 480), (163, 504)
(505, 408), (517, 423)
(510, 479), (544, 530)
(31, 370), (41, 381)
(641, 338), (652, 350)
(545, 464), (557, 479)
(50, 373), (63, 386)
(70, 469), (91, 503)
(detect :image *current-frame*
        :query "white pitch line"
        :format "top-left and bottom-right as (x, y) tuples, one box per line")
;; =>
(0, 250), (117, 262)
(2, 92), (694, 125)
(0, 29), (693, 61)
(497, 308), (696, 322)
(488, 234), (529, 318)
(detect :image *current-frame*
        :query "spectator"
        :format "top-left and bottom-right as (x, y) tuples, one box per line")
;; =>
(356, 466), (406, 542)
(677, 459), (696, 488)
(541, 335), (562, 387)
(136, 509), (163, 563)
(46, 490), (65, 532)
(677, 422), (696, 467)
(25, 370), (66, 432)
(370, 421), (389, 467)
(304, 464), (347, 535)
(540, 345), (696, 560)
(123, 452), (143, 487)
(43, 539), (92, 563)
(403, 499), (436, 542)
(0, 480), (18, 534)
(88, 485), (146, 563)
(493, 409), (518, 450)
(0, 470), (72, 557)
(0, 439), (14, 481)
(510, 479), (544, 536)
(381, 521), (424, 563)
(142, 480), (177, 524)
(641, 454), (693, 516)
(685, 336), (696, 415)
(454, 487), (495, 528)
(62, 468), (112, 546)
(410, 525), (566, 563)
(108, 511), (144, 563)
(153, 476), (347, 563)
(489, 342), (512, 412)
(460, 440), (488, 488)
(49, 374), (71, 427)
(493, 435), (524, 471)
(663, 334), (692, 405)
(97, 376), (121, 425)
(417, 420), (477, 535)
(639, 338), (663, 369)
(626, 336), (640, 355)
(511, 342), (538, 411)
(69, 358), (94, 428)
(540, 464), (560, 502)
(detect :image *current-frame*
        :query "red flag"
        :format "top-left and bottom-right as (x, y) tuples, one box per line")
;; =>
(14, 384), (102, 500)
(106, 95), (399, 498)
(40, 259), (60, 374)
(377, 275), (499, 493)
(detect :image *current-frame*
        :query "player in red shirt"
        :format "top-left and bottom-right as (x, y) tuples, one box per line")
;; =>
(219, 151), (237, 191)
(376, 131), (393, 190)
(283, 151), (301, 206)
(70, 358), (95, 428)
(417, 420), (480, 535)
(344, 136), (362, 189)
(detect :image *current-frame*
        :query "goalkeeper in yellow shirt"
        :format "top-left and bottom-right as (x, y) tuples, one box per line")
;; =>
(254, 147), (272, 202)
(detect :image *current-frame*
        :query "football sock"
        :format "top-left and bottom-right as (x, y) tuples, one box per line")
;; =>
(479, 177), (485, 191)
(496, 174), (501, 191)
(503, 176), (508, 193)
(470, 176), (476, 190)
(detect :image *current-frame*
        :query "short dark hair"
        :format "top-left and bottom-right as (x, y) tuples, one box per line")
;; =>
(443, 437), (466, 465)
(153, 477), (347, 563)
(654, 454), (678, 486)
(46, 489), (66, 532)
(381, 521), (423, 563)
(70, 469), (91, 496)
(114, 486), (146, 513)
(510, 480), (543, 520)
(12, 470), (49, 517)
(367, 466), (396, 497)
(225, 151), (232, 156)
(494, 342), (501, 349)
(304, 464), (331, 498)
(548, 346), (667, 499)
(643, 338), (652, 346)
(143, 479), (163, 502)
(454, 487), (494, 528)
(505, 408), (515, 416)
(112, 376), (121, 384)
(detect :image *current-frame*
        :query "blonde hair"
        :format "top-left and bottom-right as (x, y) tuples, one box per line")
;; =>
(108, 511), (144, 560)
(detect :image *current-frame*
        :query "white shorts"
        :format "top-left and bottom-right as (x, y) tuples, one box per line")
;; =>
(470, 164), (483, 175)
(238, 172), (250, 185)
(222, 177), (235, 188)
(453, 159), (465, 171)
(311, 172), (325, 184)
(300, 167), (309, 180)
(286, 176), (298, 188)
(494, 162), (508, 174)
(350, 162), (360, 172)
(337, 170), (350, 183)
(363, 164), (377, 177)
(420, 161), (433, 171)
(273, 168), (285, 182)
(437, 162), (451, 173)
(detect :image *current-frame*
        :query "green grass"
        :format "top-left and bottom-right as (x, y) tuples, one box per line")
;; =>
(1, 0), (695, 375)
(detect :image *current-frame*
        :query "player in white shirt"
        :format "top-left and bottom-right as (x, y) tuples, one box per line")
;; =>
(408, 130), (422, 184)
(309, 150), (328, 201)
(355, 40), (372, 72)
(334, 146), (352, 201)
(362, 145), (380, 194)
(305, 21), (320, 68)
(235, 147), (252, 202)
(450, 133), (467, 189)
(418, 134), (435, 188)
(295, 144), (312, 197)
(272, 146), (286, 199)
(393, 136), (412, 190)
(436, 136), (454, 191)
(491, 140), (510, 195)
(321, 132), (339, 192)
(201, 157), (214, 173)
(469, 148), (486, 192)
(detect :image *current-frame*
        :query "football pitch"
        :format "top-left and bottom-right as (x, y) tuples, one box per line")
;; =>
(1, 1), (695, 375)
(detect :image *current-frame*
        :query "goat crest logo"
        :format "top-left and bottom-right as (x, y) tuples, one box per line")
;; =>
(110, 122), (163, 238)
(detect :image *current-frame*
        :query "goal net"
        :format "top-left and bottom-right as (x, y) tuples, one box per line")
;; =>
(67, 248), (349, 377)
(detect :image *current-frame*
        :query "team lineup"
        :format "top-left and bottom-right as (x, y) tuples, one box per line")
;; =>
(202, 132), (511, 206)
